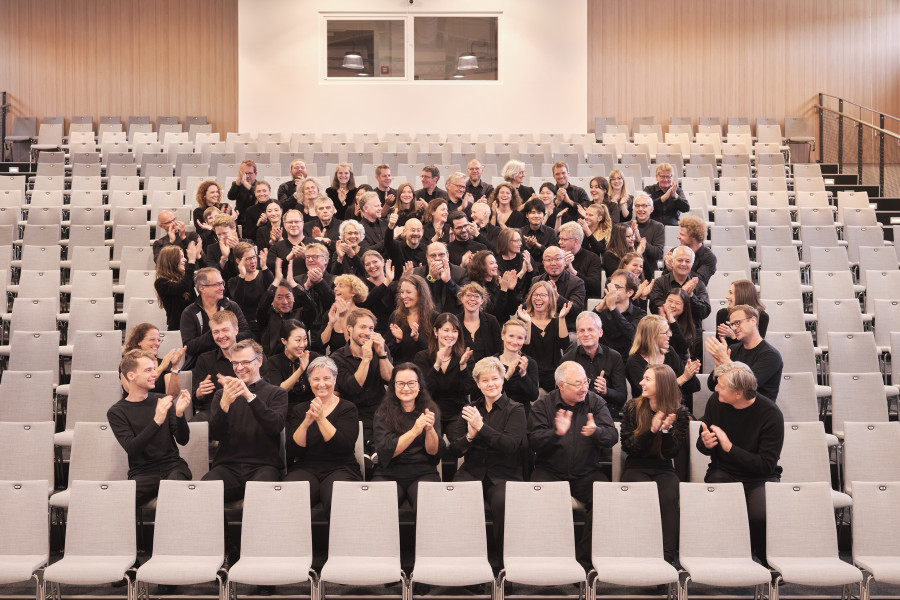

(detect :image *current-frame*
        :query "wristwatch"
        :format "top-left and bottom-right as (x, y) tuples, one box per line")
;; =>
(426, 274), (437, 282)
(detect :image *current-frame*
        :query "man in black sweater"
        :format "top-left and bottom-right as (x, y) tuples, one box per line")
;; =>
(561, 311), (628, 415)
(558, 222), (605, 298)
(595, 269), (646, 359)
(447, 211), (487, 266)
(632, 192), (666, 282)
(108, 350), (192, 505)
(384, 215), (427, 277)
(203, 339), (288, 501)
(551, 161), (589, 225)
(698, 360), (784, 564)
(644, 163), (690, 226)
(705, 305), (783, 400)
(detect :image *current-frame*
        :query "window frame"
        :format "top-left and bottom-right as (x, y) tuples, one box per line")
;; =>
(320, 12), (502, 84)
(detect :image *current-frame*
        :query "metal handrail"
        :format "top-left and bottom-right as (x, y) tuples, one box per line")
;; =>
(817, 103), (900, 142)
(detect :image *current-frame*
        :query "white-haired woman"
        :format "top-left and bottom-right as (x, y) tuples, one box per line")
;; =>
(284, 356), (362, 510)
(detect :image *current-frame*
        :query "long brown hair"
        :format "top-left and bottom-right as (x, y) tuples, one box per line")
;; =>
(631, 364), (681, 458)
(731, 279), (766, 312)
(392, 274), (436, 342)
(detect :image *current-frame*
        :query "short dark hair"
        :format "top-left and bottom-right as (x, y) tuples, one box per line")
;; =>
(522, 198), (545, 214)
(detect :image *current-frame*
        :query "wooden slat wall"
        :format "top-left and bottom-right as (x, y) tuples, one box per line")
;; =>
(0, 0), (238, 134)
(588, 0), (900, 132)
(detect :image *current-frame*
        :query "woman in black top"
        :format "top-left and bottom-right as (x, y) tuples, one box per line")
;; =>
(467, 250), (517, 323)
(489, 183), (527, 230)
(457, 282), (502, 365)
(496, 228), (534, 295)
(329, 219), (365, 277)
(448, 356), (526, 558)
(495, 318), (539, 414)
(192, 180), (230, 231)
(261, 320), (322, 411)
(414, 313), (477, 432)
(372, 363), (444, 508)
(227, 242), (274, 338)
(422, 198), (450, 244)
(388, 274), (437, 364)
(325, 163), (358, 218)
(361, 250), (396, 335)
(620, 363), (690, 563)
(154, 244), (199, 331)
(501, 160), (535, 208)
(241, 180), (273, 244)
(607, 169), (633, 223)
(659, 288), (700, 362)
(121, 323), (185, 397)
(389, 182), (424, 228)
(602, 222), (638, 279)
(715, 279), (769, 339)
(519, 281), (572, 391)
(625, 315), (701, 412)
(255, 199), (284, 252)
(580, 202), (612, 257)
(284, 356), (361, 510)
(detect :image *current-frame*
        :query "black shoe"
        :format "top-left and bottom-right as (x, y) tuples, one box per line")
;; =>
(256, 585), (275, 596)
(157, 584), (180, 595)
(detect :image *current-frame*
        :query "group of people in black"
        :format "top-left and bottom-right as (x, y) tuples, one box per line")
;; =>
(112, 157), (786, 569)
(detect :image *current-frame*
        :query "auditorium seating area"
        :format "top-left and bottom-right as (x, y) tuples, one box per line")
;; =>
(1, 113), (900, 599)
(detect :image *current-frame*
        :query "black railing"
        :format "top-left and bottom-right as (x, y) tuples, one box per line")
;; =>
(817, 93), (900, 197)
(0, 91), (7, 161)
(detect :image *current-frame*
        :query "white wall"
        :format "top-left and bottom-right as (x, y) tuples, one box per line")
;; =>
(237, 0), (588, 135)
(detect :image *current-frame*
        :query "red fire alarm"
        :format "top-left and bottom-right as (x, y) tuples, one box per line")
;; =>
(381, 66), (390, 75)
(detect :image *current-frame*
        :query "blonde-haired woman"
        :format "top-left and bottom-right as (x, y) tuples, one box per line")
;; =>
(326, 162), (358, 217)
(624, 314), (700, 409)
(606, 168), (632, 223)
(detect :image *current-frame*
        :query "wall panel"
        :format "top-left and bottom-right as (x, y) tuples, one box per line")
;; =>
(0, 0), (238, 134)
(588, 0), (900, 132)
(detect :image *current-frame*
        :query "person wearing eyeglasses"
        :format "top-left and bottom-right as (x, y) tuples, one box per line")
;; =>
(644, 163), (689, 226)
(179, 267), (253, 370)
(704, 304), (783, 401)
(296, 242), (337, 336)
(630, 192), (665, 282)
(204, 339), (288, 503)
(528, 360), (618, 561)
(268, 208), (313, 276)
(595, 269), (647, 360)
(372, 363), (444, 509)
(534, 245), (585, 329)
(416, 165), (449, 204)
(647, 245), (711, 332)
(445, 171), (474, 215)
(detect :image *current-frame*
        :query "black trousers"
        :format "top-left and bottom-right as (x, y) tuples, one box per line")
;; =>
(132, 460), (192, 505)
(371, 473), (441, 510)
(202, 463), (282, 502)
(283, 465), (361, 511)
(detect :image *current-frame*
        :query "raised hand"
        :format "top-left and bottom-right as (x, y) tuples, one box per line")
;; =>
(650, 410), (666, 433)
(700, 422), (718, 449)
(409, 321), (420, 340)
(154, 395), (174, 425)
(558, 300), (573, 319)
(459, 347), (474, 371)
(174, 389), (191, 417)
(554, 408), (572, 436)
(709, 424), (732, 452)
(461, 405), (483, 431)
(196, 374), (215, 398)
(389, 323), (404, 343)
(593, 370), (607, 395)
(581, 412), (597, 437)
